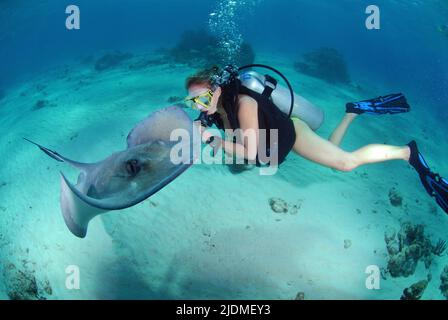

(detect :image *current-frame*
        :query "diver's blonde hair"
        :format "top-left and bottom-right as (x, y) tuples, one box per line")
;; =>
(185, 65), (220, 89)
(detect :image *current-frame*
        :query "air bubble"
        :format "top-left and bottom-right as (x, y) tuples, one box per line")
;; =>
(208, 0), (261, 65)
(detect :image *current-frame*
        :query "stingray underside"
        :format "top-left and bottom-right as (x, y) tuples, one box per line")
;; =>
(39, 105), (198, 238)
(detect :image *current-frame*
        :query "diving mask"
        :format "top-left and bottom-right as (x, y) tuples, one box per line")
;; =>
(185, 90), (214, 111)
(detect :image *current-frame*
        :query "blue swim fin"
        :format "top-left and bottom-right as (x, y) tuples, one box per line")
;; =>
(346, 93), (410, 115)
(408, 140), (448, 214)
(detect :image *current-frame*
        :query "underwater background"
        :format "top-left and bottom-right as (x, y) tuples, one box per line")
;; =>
(0, 0), (447, 299)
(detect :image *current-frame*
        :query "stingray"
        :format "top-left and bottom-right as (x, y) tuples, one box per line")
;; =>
(25, 105), (199, 238)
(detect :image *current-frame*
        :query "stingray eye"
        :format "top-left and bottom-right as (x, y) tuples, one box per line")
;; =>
(125, 159), (141, 177)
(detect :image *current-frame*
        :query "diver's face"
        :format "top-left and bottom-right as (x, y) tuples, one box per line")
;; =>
(187, 83), (221, 114)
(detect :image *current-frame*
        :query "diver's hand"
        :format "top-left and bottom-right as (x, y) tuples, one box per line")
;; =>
(193, 120), (205, 134)
(201, 129), (213, 143)
(193, 121), (211, 143)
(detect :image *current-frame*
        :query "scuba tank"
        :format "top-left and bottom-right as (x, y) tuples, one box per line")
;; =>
(209, 64), (324, 131)
(239, 70), (324, 131)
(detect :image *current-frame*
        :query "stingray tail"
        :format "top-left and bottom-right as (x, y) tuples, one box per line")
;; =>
(24, 138), (65, 162)
(24, 138), (94, 170)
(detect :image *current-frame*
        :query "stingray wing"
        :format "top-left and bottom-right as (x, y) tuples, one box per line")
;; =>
(60, 105), (199, 238)
(127, 104), (194, 148)
(59, 159), (192, 238)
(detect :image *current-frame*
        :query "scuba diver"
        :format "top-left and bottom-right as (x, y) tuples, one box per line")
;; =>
(184, 65), (448, 214)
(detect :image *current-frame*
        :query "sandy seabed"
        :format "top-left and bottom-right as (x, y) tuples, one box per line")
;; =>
(0, 51), (447, 300)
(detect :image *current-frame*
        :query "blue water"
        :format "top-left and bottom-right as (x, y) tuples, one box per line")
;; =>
(1, 0), (447, 110)
(0, 0), (448, 300)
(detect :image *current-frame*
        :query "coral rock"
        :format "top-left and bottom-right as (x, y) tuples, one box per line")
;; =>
(4, 265), (39, 300)
(269, 198), (288, 214)
(295, 292), (305, 300)
(400, 280), (428, 300)
(385, 222), (435, 278)
(440, 266), (448, 299)
(384, 227), (396, 243)
(34, 100), (49, 110)
(432, 239), (447, 257)
(294, 47), (351, 84)
(386, 242), (399, 256)
(95, 51), (133, 71)
(344, 239), (352, 249)
(388, 188), (403, 207)
(3, 262), (52, 300)
(166, 29), (255, 68)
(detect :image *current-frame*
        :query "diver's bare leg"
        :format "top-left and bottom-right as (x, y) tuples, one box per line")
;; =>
(329, 113), (357, 146)
(292, 119), (411, 171)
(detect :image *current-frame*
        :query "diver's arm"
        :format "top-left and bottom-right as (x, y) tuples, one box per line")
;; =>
(203, 97), (259, 161)
(234, 97), (259, 161)
(221, 138), (253, 160)
(201, 129), (250, 160)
